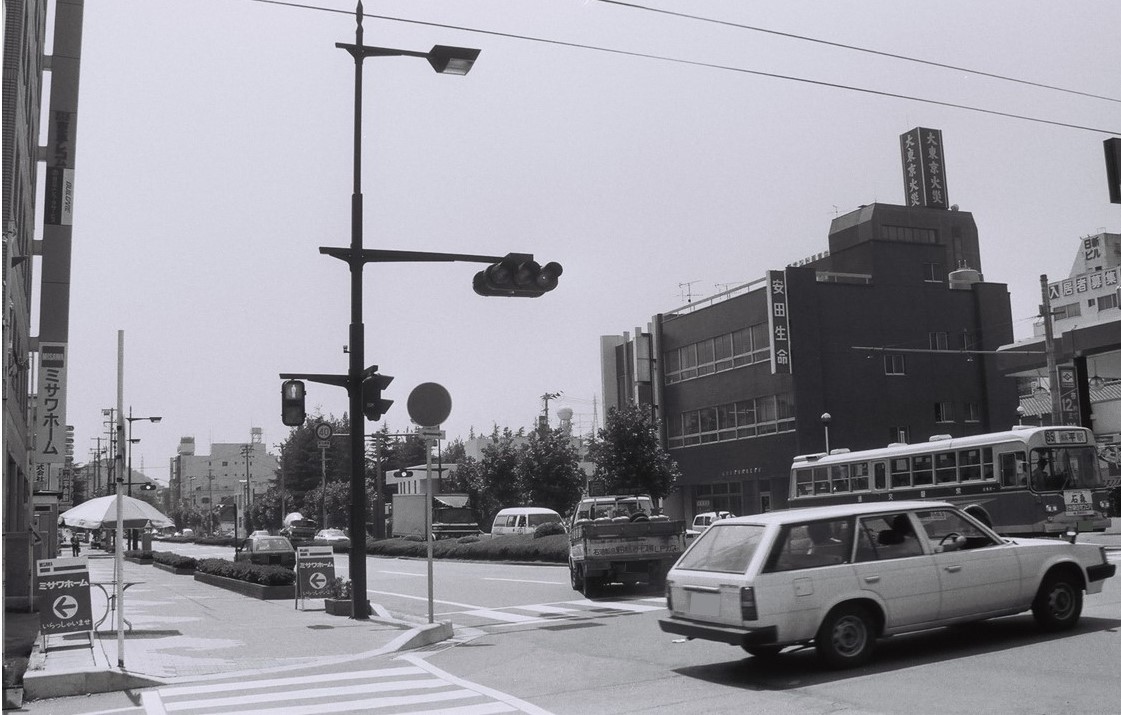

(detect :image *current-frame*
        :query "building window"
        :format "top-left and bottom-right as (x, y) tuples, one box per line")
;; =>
(884, 354), (906, 375)
(1098, 293), (1118, 311)
(964, 402), (980, 422)
(665, 323), (771, 384)
(935, 402), (954, 423)
(929, 332), (948, 350)
(881, 225), (938, 244)
(670, 392), (795, 448)
(923, 263), (944, 282)
(1052, 303), (1081, 320)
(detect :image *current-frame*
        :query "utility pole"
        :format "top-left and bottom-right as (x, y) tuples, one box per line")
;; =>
(206, 465), (215, 535)
(540, 392), (561, 432)
(1040, 275), (1062, 423)
(241, 444), (253, 537)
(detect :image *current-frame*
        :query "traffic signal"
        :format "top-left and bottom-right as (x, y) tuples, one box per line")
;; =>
(473, 254), (563, 297)
(281, 379), (306, 426)
(141, 482), (156, 491)
(362, 371), (394, 422)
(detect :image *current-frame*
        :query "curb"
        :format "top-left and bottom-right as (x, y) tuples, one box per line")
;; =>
(23, 666), (165, 701)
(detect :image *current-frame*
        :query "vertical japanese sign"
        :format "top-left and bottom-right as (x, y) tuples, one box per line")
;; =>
(36, 557), (93, 636)
(900, 127), (949, 209)
(35, 343), (68, 465)
(767, 270), (791, 374)
(1057, 366), (1081, 426)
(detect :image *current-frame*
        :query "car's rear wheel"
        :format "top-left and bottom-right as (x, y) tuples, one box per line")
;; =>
(815, 604), (876, 668)
(1032, 572), (1083, 630)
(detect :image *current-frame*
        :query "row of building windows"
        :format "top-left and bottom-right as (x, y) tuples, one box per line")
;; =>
(668, 394), (796, 447)
(793, 446), (996, 495)
(882, 225), (938, 245)
(663, 323), (771, 384)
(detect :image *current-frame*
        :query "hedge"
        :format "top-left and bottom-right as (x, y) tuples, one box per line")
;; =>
(366, 533), (568, 563)
(152, 550), (198, 570)
(194, 558), (296, 586)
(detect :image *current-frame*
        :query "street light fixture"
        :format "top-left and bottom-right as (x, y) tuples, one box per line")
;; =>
(330, 2), (480, 621)
(125, 408), (162, 496)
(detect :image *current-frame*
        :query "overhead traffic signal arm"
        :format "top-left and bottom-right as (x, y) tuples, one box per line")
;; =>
(318, 247), (563, 298)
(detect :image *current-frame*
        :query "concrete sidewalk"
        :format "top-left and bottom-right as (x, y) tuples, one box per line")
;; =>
(20, 553), (453, 701)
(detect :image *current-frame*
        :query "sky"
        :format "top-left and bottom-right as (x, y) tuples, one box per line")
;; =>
(47, 0), (1120, 485)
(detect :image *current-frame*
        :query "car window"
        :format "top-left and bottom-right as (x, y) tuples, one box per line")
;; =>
(254, 537), (290, 552)
(528, 514), (559, 527)
(915, 509), (1000, 551)
(854, 513), (925, 562)
(765, 518), (853, 572)
(676, 524), (766, 573)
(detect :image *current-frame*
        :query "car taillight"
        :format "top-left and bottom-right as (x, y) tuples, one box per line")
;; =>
(665, 581), (673, 611)
(740, 586), (757, 621)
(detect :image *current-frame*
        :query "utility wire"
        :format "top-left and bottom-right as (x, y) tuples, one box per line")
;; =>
(599, 0), (1121, 104)
(247, 0), (1120, 135)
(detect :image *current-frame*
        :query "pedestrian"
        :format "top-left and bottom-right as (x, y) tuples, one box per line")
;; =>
(70, 532), (81, 557)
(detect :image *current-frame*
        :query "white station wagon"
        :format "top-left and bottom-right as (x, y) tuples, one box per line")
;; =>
(659, 501), (1116, 668)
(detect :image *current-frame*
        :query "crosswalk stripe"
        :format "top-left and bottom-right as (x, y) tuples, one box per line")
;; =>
(565, 599), (665, 612)
(164, 677), (449, 711)
(409, 702), (518, 715)
(218, 688), (482, 715)
(158, 666), (425, 697)
(513, 604), (578, 615)
(462, 609), (545, 623)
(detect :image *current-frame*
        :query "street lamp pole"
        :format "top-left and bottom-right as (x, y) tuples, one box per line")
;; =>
(333, 2), (480, 620)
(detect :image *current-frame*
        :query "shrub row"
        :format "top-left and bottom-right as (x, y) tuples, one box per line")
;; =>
(195, 558), (296, 586)
(365, 533), (568, 563)
(152, 550), (198, 570)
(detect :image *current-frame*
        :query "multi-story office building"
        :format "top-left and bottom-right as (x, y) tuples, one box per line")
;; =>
(603, 130), (1020, 521)
(172, 429), (279, 533)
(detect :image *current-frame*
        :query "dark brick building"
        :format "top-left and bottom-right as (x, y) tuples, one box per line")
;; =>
(601, 202), (1019, 521)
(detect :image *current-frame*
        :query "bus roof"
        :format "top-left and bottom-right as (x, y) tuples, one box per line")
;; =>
(791, 426), (1093, 467)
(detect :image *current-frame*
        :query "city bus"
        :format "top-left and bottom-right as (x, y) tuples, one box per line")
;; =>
(789, 426), (1118, 536)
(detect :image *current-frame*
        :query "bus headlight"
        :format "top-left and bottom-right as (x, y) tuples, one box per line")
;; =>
(1044, 504), (1059, 513)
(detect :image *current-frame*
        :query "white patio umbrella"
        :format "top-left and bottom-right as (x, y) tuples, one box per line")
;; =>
(60, 494), (174, 530)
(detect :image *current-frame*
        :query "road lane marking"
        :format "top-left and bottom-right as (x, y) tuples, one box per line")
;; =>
(566, 599), (665, 612)
(400, 654), (554, 715)
(378, 570), (427, 576)
(158, 666), (425, 697)
(482, 578), (566, 585)
(461, 609), (544, 623)
(367, 589), (486, 609)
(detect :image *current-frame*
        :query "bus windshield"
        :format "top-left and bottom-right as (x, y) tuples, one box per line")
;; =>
(1028, 446), (1104, 491)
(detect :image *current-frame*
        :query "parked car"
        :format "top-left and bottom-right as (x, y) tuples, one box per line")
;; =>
(491, 507), (564, 536)
(659, 500), (1116, 669)
(234, 535), (296, 569)
(686, 511), (735, 539)
(314, 528), (350, 548)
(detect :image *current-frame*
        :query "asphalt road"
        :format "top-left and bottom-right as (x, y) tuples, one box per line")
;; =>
(107, 540), (1121, 715)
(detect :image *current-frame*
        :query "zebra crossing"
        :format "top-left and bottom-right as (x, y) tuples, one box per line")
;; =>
(140, 657), (551, 715)
(449, 596), (666, 629)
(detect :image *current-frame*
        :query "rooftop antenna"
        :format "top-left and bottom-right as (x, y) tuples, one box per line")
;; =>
(678, 280), (701, 303)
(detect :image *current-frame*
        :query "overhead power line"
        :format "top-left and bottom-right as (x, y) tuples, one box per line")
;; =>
(598, 0), (1121, 104)
(247, 0), (1121, 135)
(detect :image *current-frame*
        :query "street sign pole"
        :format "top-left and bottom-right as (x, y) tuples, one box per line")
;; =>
(425, 430), (437, 624)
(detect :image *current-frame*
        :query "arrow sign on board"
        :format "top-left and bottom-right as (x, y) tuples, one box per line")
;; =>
(53, 595), (78, 620)
(309, 572), (328, 591)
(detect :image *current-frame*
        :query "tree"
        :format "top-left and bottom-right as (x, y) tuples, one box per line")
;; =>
(247, 486), (283, 533)
(460, 428), (524, 529)
(300, 481), (351, 530)
(275, 412), (351, 516)
(519, 428), (585, 516)
(586, 404), (680, 501)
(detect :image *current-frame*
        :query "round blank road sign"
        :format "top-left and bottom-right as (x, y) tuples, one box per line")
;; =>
(407, 383), (452, 428)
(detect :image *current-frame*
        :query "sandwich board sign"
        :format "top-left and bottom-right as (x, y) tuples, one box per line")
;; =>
(296, 545), (335, 605)
(36, 557), (92, 636)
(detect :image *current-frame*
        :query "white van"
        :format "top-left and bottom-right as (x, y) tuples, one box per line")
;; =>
(491, 507), (563, 536)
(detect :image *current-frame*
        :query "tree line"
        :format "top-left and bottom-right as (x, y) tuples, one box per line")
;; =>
(169, 404), (681, 537)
